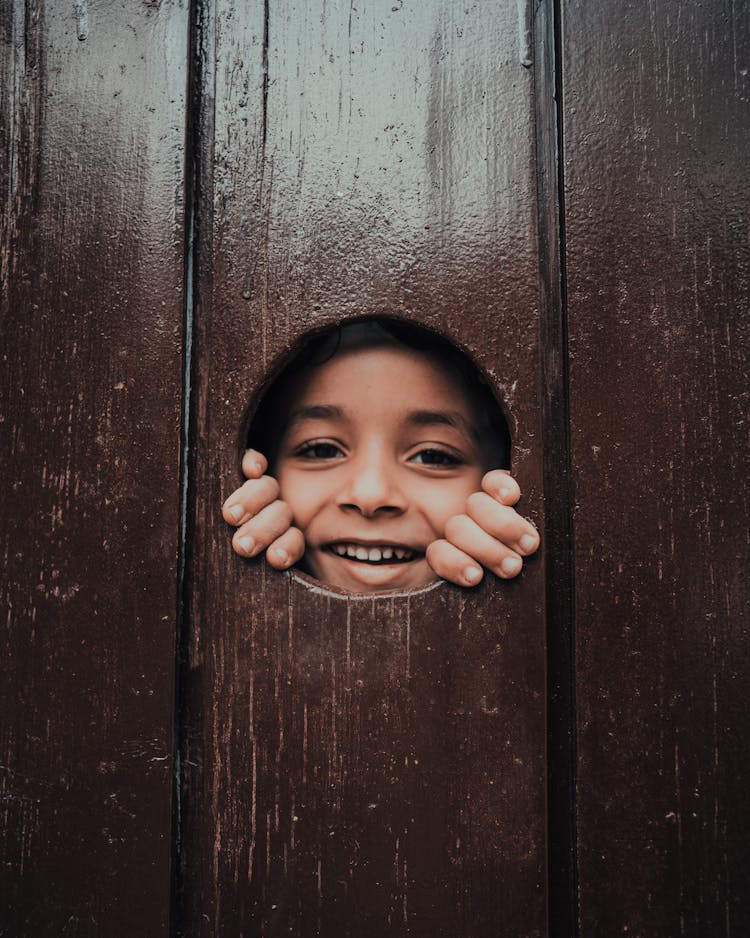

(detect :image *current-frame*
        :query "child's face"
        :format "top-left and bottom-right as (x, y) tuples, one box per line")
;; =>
(275, 343), (486, 593)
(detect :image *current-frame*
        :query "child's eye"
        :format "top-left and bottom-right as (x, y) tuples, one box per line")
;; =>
(295, 441), (344, 460)
(410, 448), (463, 467)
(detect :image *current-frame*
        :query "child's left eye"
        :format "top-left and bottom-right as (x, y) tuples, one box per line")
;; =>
(410, 448), (463, 467)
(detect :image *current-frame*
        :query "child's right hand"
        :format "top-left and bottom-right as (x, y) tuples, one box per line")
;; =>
(221, 449), (306, 570)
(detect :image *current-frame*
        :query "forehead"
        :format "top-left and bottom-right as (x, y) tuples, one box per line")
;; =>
(290, 342), (475, 412)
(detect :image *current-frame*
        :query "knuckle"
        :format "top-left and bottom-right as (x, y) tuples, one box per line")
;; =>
(484, 468), (508, 485)
(262, 505), (292, 540)
(488, 542), (511, 567)
(275, 500), (293, 526)
(240, 478), (257, 498)
(443, 514), (468, 541)
(263, 475), (280, 498)
(466, 491), (489, 516)
(425, 539), (448, 571)
(288, 529), (306, 556)
(425, 540), (441, 563)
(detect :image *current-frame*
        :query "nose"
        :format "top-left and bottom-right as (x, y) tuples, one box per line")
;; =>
(336, 450), (407, 518)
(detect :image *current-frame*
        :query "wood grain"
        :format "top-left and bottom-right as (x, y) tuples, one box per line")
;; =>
(0, 3), (188, 933)
(562, 1), (750, 934)
(179, 1), (548, 934)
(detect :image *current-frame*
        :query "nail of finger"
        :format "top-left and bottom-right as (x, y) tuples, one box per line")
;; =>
(501, 556), (522, 576)
(464, 565), (482, 584)
(238, 535), (256, 555)
(519, 533), (539, 553)
(243, 453), (263, 475)
(271, 546), (289, 566)
(227, 504), (244, 521)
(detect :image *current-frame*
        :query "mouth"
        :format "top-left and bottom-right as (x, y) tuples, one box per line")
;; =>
(306, 539), (434, 593)
(324, 542), (422, 565)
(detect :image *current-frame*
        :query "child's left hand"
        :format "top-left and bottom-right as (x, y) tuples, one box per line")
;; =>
(425, 469), (539, 588)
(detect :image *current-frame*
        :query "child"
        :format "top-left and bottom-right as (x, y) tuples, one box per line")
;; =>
(222, 319), (539, 593)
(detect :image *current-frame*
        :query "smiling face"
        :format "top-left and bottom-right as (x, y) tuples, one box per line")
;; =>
(275, 342), (487, 593)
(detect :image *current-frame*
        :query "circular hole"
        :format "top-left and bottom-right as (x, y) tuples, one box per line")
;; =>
(239, 316), (511, 596)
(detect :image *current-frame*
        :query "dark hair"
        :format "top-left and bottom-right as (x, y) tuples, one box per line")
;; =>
(245, 316), (510, 470)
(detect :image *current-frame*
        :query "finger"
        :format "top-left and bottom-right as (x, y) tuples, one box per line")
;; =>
(426, 539), (485, 588)
(265, 526), (306, 570)
(232, 500), (293, 557)
(222, 474), (280, 525)
(481, 469), (521, 506)
(465, 491), (540, 556)
(241, 448), (269, 479)
(444, 513), (524, 579)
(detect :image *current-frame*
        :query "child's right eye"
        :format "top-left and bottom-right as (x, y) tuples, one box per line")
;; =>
(295, 441), (344, 460)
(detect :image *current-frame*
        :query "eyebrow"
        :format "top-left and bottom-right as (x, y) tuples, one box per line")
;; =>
(406, 409), (477, 438)
(286, 404), (344, 426)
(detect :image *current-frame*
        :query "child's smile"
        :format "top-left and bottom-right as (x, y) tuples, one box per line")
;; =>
(318, 538), (426, 591)
(275, 343), (486, 593)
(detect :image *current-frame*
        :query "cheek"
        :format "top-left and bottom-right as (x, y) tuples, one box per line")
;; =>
(276, 467), (332, 531)
(409, 475), (481, 533)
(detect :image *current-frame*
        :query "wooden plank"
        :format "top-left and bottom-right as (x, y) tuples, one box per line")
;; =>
(180, 1), (548, 934)
(0, 3), (188, 933)
(561, 2), (750, 934)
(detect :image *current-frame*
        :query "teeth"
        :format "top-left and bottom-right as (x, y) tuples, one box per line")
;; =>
(331, 543), (413, 563)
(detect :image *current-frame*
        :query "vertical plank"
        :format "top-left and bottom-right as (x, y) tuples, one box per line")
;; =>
(0, 3), (188, 933)
(180, 0), (548, 935)
(562, 1), (750, 934)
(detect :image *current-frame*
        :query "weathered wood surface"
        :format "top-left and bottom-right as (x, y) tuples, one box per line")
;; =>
(179, 1), (548, 934)
(0, 3), (188, 934)
(562, 1), (750, 934)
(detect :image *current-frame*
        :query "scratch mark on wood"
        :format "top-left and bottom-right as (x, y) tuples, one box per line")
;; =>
(73, 0), (89, 41)
(517, 0), (531, 68)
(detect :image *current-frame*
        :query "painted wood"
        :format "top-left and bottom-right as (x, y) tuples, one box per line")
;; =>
(179, 1), (548, 934)
(0, 3), (188, 933)
(562, 1), (750, 934)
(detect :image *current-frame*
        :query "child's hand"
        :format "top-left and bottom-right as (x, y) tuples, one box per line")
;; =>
(222, 449), (305, 570)
(425, 470), (539, 588)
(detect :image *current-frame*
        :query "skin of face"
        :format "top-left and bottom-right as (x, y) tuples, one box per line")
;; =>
(275, 342), (487, 593)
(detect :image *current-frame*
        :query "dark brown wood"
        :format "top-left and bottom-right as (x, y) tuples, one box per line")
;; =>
(180, 1), (548, 934)
(0, 3), (188, 934)
(562, 1), (750, 934)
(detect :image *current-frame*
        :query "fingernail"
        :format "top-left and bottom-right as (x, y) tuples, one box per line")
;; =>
(519, 533), (538, 553)
(272, 547), (289, 565)
(238, 536), (255, 555)
(228, 504), (243, 521)
(498, 486), (512, 500)
(464, 565), (482, 583)
(501, 556), (522, 575)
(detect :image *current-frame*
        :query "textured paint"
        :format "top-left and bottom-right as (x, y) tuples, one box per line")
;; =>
(562, 1), (750, 935)
(178, 1), (547, 934)
(0, 2), (188, 933)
